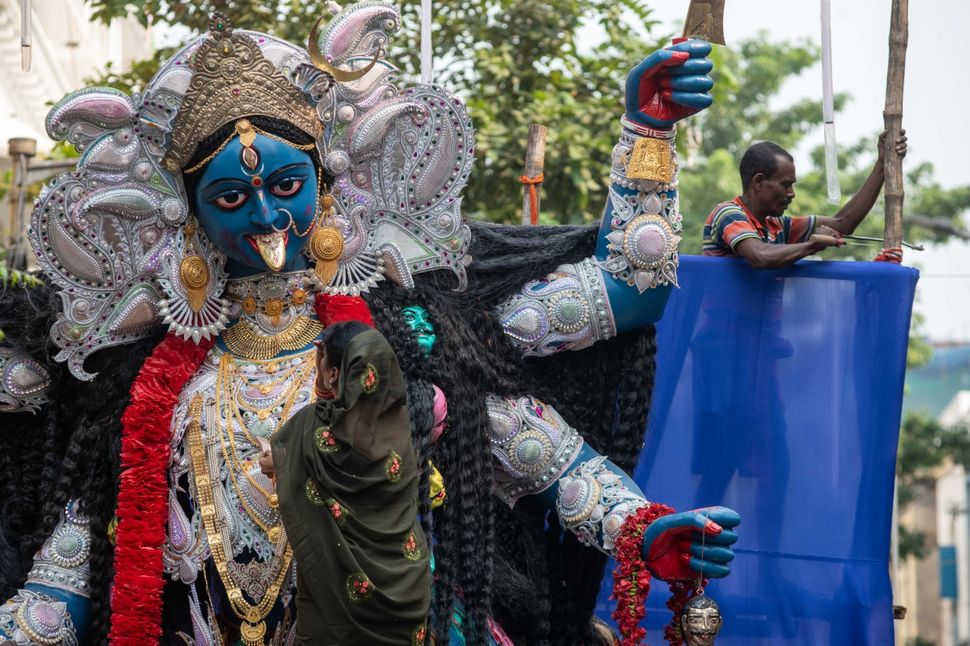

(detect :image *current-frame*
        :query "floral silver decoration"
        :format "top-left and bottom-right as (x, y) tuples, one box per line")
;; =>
(0, 589), (78, 646)
(0, 347), (51, 414)
(312, 2), (475, 294)
(497, 258), (616, 357)
(601, 129), (682, 293)
(556, 456), (647, 556)
(486, 395), (584, 506)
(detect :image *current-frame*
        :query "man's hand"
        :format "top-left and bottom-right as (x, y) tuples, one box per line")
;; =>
(877, 129), (908, 163)
(809, 225), (845, 252)
(625, 40), (714, 129)
(641, 506), (740, 581)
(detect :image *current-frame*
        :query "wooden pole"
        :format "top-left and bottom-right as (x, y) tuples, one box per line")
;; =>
(882, 0), (908, 250)
(521, 124), (547, 226)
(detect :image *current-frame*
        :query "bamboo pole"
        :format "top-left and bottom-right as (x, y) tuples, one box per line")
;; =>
(882, 0), (908, 250)
(520, 124), (547, 226)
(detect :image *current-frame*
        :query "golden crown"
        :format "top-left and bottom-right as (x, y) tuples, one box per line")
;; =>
(162, 14), (323, 172)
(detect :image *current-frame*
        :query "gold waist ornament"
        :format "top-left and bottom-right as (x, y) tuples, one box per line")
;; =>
(221, 314), (324, 360)
(186, 395), (294, 646)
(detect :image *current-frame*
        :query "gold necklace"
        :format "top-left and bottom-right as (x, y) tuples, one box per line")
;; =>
(186, 395), (294, 646)
(217, 355), (314, 540)
(221, 315), (324, 361)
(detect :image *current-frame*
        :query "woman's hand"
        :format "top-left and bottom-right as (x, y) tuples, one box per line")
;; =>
(641, 506), (740, 581)
(257, 438), (275, 478)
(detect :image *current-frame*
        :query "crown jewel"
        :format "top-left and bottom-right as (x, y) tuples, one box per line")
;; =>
(162, 13), (323, 171)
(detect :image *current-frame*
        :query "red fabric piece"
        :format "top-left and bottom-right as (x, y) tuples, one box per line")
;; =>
(109, 334), (212, 645)
(611, 503), (676, 646)
(874, 247), (903, 264)
(315, 293), (375, 327)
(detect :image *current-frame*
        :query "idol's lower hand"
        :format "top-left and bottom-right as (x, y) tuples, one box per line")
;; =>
(641, 506), (740, 581)
(624, 39), (714, 129)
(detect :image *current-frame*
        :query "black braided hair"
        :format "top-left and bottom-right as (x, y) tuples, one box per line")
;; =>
(0, 282), (163, 642)
(365, 220), (658, 644)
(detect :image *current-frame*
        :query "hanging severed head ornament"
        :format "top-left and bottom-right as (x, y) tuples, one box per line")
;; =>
(680, 593), (723, 645)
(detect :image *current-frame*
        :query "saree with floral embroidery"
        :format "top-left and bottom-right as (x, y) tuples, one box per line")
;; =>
(272, 328), (430, 645)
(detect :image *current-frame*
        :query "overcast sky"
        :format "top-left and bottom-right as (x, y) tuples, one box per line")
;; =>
(646, 0), (970, 342)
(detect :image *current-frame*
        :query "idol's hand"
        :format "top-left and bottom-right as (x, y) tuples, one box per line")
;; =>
(641, 506), (740, 581)
(625, 39), (714, 129)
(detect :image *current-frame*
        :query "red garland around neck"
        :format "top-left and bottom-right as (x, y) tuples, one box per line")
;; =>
(109, 334), (213, 645)
(611, 502), (676, 646)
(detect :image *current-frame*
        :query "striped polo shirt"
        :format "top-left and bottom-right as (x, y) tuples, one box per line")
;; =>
(702, 197), (817, 256)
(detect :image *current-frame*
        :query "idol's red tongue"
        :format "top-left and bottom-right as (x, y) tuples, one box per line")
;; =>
(249, 232), (286, 272)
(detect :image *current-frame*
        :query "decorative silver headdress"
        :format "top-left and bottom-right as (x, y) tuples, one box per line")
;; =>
(29, 2), (476, 380)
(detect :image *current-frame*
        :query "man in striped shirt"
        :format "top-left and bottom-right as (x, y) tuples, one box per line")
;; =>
(703, 135), (906, 268)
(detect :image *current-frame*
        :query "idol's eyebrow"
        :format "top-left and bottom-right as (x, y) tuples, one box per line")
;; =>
(200, 177), (249, 194)
(265, 162), (312, 184)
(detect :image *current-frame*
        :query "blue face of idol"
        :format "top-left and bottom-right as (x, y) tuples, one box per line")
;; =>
(192, 134), (318, 277)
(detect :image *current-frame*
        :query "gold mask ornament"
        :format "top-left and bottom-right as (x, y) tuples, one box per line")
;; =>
(179, 219), (210, 313)
(309, 193), (344, 285)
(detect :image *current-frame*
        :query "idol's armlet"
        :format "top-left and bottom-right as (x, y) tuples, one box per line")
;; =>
(498, 122), (682, 357)
(0, 502), (91, 644)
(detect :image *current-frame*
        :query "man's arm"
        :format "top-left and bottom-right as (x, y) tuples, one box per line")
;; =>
(817, 131), (907, 235)
(733, 234), (839, 269)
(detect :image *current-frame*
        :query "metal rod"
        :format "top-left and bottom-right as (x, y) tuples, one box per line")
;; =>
(820, 0), (840, 204)
(841, 234), (924, 251)
(420, 0), (432, 83)
(20, 0), (31, 72)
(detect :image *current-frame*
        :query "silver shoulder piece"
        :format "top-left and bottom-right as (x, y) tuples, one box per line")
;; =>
(0, 347), (50, 414)
(313, 2), (475, 294)
(497, 258), (616, 356)
(486, 395), (584, 506)
(556, 456), (647, 555)
(25, 501), (93, 599)
(0, 589), (78, 646)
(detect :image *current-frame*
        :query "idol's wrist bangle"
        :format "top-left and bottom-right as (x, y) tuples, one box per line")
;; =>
(556, 456), (649, 556)
(619, 116), (676, 140)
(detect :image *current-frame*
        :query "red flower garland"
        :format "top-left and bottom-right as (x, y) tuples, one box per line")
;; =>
(109, 334), (212, 645)
(611, 503), (675, 646)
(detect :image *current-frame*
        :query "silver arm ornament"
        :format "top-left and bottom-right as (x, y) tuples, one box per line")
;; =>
(0, 501), (90, 645)
(556, 456), (648, 556)
(497, 258), (616, 357)
(486, 394), (584, 506)
(0, 347), (51, 414)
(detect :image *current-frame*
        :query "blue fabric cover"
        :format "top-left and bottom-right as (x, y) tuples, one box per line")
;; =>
(595, 255), (918, 644)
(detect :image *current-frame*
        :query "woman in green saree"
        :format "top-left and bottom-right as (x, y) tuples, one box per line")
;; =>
(264, 321), (430, 644)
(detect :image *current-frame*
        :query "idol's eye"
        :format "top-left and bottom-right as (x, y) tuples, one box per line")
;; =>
(269, 178), (304, 198)
(212, 191), (248, 209)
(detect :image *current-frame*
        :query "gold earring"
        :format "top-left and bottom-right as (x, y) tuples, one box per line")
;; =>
(309, 193), (344, 285)
(179, 219), (210, 313)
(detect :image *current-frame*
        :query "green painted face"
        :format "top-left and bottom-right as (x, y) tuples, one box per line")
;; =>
(402, 305), (436, 356)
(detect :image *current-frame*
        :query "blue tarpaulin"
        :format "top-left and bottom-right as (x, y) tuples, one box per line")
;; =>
(595, 255), (918, 645)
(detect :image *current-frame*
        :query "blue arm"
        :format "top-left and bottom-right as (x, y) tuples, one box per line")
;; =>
(486, 394), (739, 581)
(498, 41), (715, 355)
